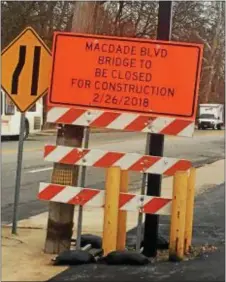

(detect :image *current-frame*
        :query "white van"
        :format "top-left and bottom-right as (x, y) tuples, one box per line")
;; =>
(197, 103), (224, 130)
(1, 90), (43, 139)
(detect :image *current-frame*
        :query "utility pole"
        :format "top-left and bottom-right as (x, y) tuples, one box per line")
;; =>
(44, 1), (100, 254)
(143, 1), (173, 258)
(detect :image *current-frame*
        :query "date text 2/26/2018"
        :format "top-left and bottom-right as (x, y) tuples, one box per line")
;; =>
(92, 93), (149, 108)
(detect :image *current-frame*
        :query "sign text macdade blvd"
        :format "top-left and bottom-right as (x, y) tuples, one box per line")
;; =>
(49, 33), (203, 119)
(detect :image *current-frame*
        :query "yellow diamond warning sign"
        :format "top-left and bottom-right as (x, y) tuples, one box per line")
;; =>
(1, 27), (52, 112)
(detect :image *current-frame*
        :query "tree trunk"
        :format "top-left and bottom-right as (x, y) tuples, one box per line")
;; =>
(44, 1), (101, 254)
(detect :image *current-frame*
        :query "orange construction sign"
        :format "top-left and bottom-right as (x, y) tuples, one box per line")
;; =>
(48, 32), (203, 119)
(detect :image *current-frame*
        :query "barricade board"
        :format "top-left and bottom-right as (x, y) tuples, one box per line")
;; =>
(44, 145), (191, 176)
(39, 182), (172, 215)
(47, 107), (195, 137)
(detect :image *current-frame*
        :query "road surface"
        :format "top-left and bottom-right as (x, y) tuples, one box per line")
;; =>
(2, 130), (224, 223)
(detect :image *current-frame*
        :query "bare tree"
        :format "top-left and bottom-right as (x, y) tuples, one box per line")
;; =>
(1, 1), (74, 49)
(2, 0), (224, 114)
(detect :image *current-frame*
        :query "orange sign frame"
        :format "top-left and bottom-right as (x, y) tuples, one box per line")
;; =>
(48, 32), (203, 119)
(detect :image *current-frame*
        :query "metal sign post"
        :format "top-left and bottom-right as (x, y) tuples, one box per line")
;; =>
(135, 133), (150, 251)
(12, 112), (26, 234)
(143, 1), (173, 257)
(76, 127), (90, 249)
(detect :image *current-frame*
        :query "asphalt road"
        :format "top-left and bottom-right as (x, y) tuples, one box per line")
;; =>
(49, 183), (225, 282)
(1, 129), (224, 223)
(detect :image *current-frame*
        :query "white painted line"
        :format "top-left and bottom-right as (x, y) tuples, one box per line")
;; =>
(28, 167), (53, 173)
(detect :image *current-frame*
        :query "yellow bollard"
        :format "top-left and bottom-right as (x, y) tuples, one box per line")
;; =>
(184, 168), (196, 253)
(117, 170), (129, 250)
(169, 170), (188, 261)
(103, 166), (121, 256)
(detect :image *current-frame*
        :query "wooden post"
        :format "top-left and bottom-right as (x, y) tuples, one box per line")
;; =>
(169, 171), (188, 261)
(103, 167), (121, 256)
(184, 168), (196, 253)
(44, 2), (101, 254)
(117, 170), (129, 250)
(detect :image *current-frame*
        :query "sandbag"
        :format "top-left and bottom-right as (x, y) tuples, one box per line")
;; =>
(101, 250), (150, 265)
(72, 234), (102, 249)
(53, 250), (96, 266)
